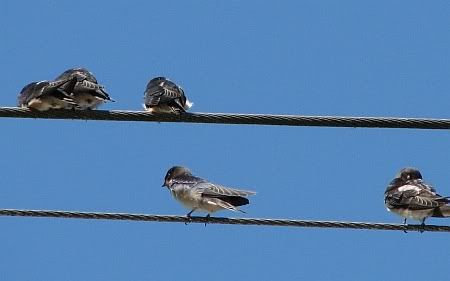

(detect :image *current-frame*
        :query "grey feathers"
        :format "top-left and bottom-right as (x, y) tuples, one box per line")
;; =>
(17, 78), (77, 111)
(199, 183), (256, 198)
(385, 167), (450, 224)
(162, 166), (255, 216)
(55, 68), (113, 110)
(17, 70), (196, 113)
(18, 67), (113, 111)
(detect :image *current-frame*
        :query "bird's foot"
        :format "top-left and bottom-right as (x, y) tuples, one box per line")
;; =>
(402, 218), (408, 233)
(185, 210), (196, 225)
(184, 215), (193, 225)
(204, 214), (211, 227)
(419, 221), (426, 233)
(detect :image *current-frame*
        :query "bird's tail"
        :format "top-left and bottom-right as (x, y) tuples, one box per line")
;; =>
(185, 99), (193, 109)
(432, 206), (450, 218)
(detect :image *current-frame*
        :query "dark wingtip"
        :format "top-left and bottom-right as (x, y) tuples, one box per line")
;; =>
(222, 196), (250, 207)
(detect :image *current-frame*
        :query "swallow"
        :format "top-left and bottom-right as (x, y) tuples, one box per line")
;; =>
(162, 166), (256, 221)
(143, 77), (193, 114)
(385, 167), (450, 230)
(17, 77), (77, 111)
(55, 67), (114, 110)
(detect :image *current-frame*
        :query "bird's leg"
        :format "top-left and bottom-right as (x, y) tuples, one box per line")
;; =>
(186, 209), (195, 217)
(185, 208), (196, 225)
(204, 213), (211, 227)
(403, 218), (408, 233)
(419, 218), (426, 233)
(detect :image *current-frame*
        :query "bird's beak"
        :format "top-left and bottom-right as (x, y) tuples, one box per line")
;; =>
(162, 182), (166, 187)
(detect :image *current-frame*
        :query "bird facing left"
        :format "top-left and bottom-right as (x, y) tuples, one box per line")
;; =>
(17, 77), (78, 111)
(162, 166), (256, 219)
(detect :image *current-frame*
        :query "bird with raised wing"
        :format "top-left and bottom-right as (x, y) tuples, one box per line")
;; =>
(385, 167), (450, 229)
(55, 67), (114, 110)
(144, 77), (192, 114)
(162, 166), (255, 220)
(17, 77), (77, 111)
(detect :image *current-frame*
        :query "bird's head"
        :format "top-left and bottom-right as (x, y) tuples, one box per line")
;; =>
(17, 82), (38, 107)
(57, 67), (97, 83)
(162, 166), (192, 188)
(148, 77), (168, 87)
(395, 167), (422, 181)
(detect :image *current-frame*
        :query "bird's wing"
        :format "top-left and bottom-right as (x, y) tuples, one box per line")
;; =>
(44, 77), (77, 97)
(144, 79), (184, 106)
(203, 197), (243, 212)
(56, 68), (111, 100)
(386, 184), (447, 210)
(194, 182), (256, 197)
(144, 84), (164, 106)
(407, 179), (437, 193)
(40, 79), (76, 104)
(75, 79), (111, 100)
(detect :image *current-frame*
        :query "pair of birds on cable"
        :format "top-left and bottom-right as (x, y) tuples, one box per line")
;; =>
(385, 167), (450, 231)
(18, 68), (114, 111)
(17, 68), (193, 114)
(161, 166), (450, 229)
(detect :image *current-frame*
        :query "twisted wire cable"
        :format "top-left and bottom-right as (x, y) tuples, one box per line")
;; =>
(0, 107), (449, 129)
(0, 209), (449, 232)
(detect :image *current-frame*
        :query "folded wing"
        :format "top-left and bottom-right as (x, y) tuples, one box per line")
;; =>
(386, 184), (449, 210)
(195, 182), (256, 208)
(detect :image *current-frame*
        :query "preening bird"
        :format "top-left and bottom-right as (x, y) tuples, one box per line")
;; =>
(144, 77), (192, 114)
(55, 67), (113, 109)
(385, 167), (450, 228)
(17, 77), (77, 111)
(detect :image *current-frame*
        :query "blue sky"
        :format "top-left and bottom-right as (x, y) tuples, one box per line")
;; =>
(1, 1), (450, 280)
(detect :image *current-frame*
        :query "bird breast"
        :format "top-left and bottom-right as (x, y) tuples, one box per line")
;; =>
(388, 207), (434, 221)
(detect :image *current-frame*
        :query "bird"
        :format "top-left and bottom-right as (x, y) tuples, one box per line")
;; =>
(17, 77), (77, 111)
(162, 166), (256, 221)
(55, 67), (114, 110)
(143, 77), (193, 114)
(384, 167), (450, 229)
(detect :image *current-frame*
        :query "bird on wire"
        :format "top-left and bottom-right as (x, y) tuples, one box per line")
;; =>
(17, 77), (78, 111)
(385, 167), (450, 232)
(55, 67), (114, 110)
(162, 166), (255, 224)
(143, 77), (192, 114)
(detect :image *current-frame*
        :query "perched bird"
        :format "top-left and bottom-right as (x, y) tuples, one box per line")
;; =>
(384, 167), (450, 228)
(162, 166), (256, 219)
(55, 68), (113, 110)
(144, 77), (192, 114)
(17, 77), (77, 111)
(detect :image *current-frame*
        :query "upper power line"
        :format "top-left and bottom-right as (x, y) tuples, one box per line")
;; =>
(0, 107), (449, 130)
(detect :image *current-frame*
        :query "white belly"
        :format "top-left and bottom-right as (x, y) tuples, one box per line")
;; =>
(145, 104), (178, 114)
(73, 93), (105, 109)
(388, 207), (434, 221)
(27, 96), (72, 111)
(172, 189), (224, 214)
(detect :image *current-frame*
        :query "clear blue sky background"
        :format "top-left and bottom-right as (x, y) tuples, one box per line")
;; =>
(1, 1), (449, 280)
